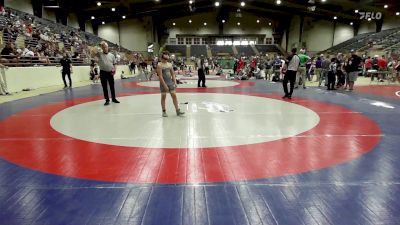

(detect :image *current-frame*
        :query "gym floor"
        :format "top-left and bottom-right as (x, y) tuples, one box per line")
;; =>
(0, 74), (399, 225)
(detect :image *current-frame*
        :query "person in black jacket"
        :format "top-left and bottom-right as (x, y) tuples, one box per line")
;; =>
(60, 53), (72, 88)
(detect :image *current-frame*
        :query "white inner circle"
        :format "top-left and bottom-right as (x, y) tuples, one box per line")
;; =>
(137, 80), (239, 88)
(50, 93), (320, 148)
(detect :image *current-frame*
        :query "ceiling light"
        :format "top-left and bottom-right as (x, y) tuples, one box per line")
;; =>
(173, 22), (176, 26)
(111, 8), (115, 11)
(122, 15), (126, 19)
(333, 16), (337, 19)
(321, 0), (326, 2)
(237, 22), (241, 25)
(222, 20), (225, 23)
(384, 4), (388, 8)
(396, 12), (400, 16)
(350, 22), (353, 25)
(204, 22), (207, 26)
(91, 16), (95, 19)
(189, 0), (193, 4)
(276, 0), (282, 5)
(240, 1), (245, 7)
(355, 9), (358, 13)
(215, 1), (220, 7)
(189, 20), (192, 23)
(97, 2), (101, 6)
(368, 18), (371, 21)
(102, 21), (105, 24)
(269, 22), (272, 25)
(257, 20), (260, 23)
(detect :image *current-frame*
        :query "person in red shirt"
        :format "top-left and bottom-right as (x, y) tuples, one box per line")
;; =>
(378, 55), (387, 70)
(363, 56), (372, 77)
(251, 57), (257, 69)
(26, 24), (33, 34)
(236, 58), (245, 74)
(377, 55), (387, 82)
(365, 56), (373, 70)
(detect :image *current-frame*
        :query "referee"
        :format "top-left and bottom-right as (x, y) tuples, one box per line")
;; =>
(95, 41), (120, 106)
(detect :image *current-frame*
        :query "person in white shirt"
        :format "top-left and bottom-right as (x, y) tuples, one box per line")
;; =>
(283, 48), (300, 99)
(22, 47), (34, 57)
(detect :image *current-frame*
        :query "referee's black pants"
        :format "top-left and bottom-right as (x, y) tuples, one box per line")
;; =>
(283, 70), (297, 96)
(62, 70), (71, 87)
(198, 68), (206, 87)
(100, 70), (116, 101)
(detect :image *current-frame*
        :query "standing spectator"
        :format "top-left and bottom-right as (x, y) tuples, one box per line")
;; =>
(327, 58), (337, 90)
(364, 56), (373, 76)
(197, 55), (206, 88)
(95, 41), (120, 106)
(204, 58), (209, 75)
(282, 48), (300, 99)
(315, 56), (323, 82)
(347, 52), (363, 91)
(295, 49), (311, 89)
(60, 53), (72, 88)
(377, 55), (388, 82)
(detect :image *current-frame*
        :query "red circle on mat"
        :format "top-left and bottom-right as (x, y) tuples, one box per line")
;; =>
(0, 92), (381, 184)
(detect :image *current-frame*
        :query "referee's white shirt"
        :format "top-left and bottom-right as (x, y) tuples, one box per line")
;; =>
(287, 55), (300, 71)
(98, 51), (116, 72)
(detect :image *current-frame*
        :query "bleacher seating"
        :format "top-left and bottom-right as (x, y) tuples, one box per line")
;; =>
(255, 45), (280, 54)
(323, 27), (400, 55)
(210, 45), (233, 55)
(190, 45), (207, 57)
(165, 45), (186, 56)
(0, 7), (132, 67)
(236, 46), (255, 56)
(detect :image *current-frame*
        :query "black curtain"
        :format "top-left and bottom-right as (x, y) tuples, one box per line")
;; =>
(31, 0), (43, 18)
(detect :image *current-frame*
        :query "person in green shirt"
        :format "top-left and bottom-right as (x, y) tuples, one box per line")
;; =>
(295, 49), (311, 89)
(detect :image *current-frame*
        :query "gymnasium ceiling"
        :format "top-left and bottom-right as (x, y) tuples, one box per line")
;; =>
(47, 0), (400, 24)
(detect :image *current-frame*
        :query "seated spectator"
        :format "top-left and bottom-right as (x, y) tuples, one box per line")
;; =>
(1, 42), (18, 63)
(38, 51), (50, 64)
(89, 59), (100, 83)
(0, 5), (6, 16)
(22, 46), (34, 57)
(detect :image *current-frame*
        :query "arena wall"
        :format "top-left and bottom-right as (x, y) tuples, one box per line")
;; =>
(4, 65), (132, 93)
(4, 0), (33, 14)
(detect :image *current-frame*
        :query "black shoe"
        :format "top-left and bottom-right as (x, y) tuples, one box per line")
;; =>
(282, 95), (288, 99)
(112, 99), (120, 103)
(104, 101), (110, 106)
(327, 88), (331, 90)
(202, 86), (207, 88)
(287, 95), (292, 99)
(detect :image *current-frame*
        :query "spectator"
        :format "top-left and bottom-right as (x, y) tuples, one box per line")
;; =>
(90, 59), (100, 83)
(0, 63), (10, 95)
(60, 53), (72, 88)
